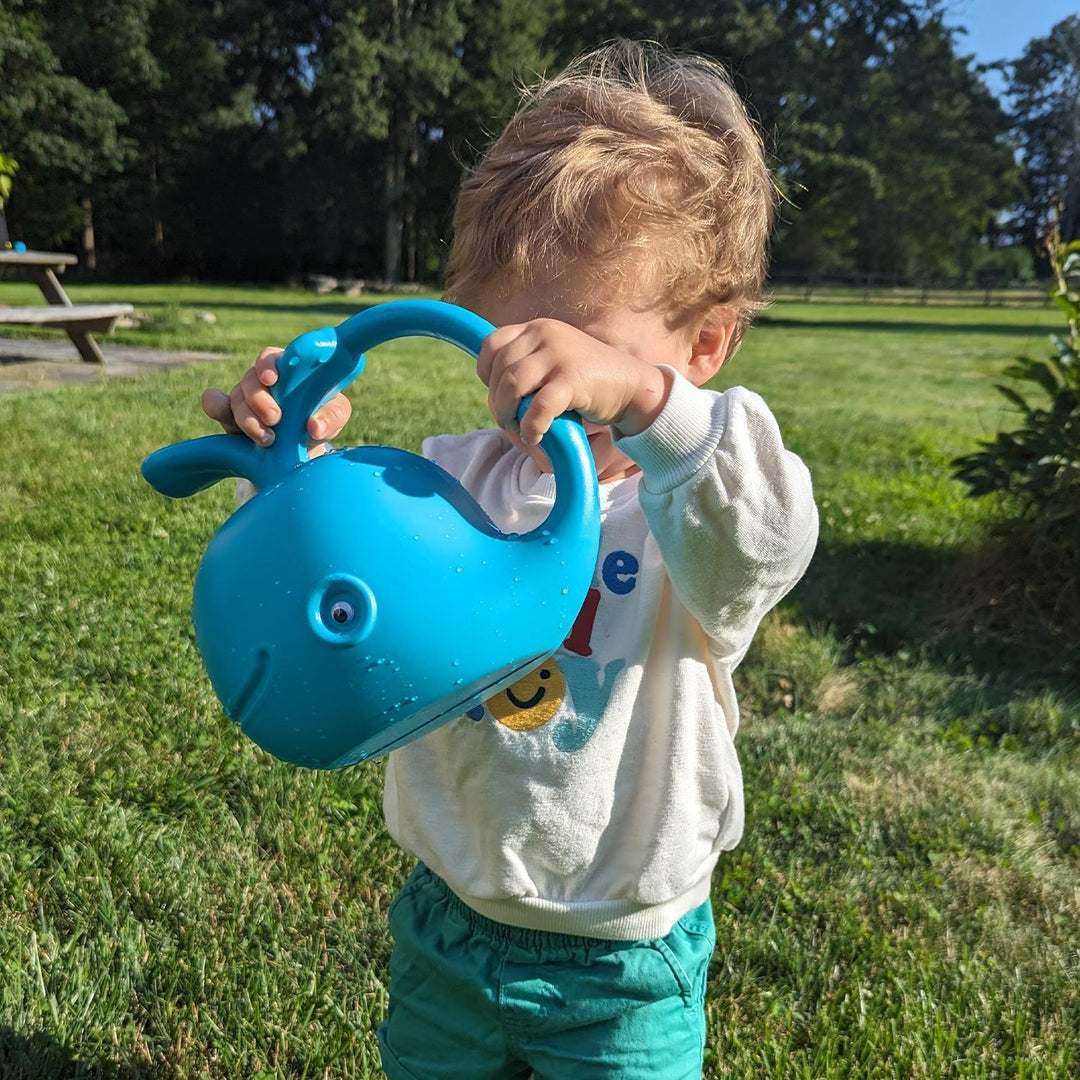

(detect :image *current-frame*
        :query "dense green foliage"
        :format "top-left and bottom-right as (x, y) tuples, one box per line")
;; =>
(0, 153), (17, 209)
(0, 286), (1077, 1077)
(952, 237), (1080, 538)
(0, 0), (1030, 283)
(1005, 16), (1080, 256)
(951, 230), (1080, 637)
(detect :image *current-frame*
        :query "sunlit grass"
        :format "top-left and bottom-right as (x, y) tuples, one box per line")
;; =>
(0, 285), (1076, 1077)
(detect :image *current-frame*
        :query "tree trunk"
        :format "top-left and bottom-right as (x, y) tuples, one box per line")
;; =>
(81, 197), (97, 271)
(150, 158), (165, 261)
(383, 107), (405, 283)
(405, 120), (420, 281)
(1063, 100), (1080, 244)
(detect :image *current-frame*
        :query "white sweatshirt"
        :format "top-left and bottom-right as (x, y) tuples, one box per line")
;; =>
(382, 367), (818, 940)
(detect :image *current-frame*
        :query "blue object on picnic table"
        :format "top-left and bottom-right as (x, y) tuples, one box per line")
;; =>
(141, 299), (601, 768)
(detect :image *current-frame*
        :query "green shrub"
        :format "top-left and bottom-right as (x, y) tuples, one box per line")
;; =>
(951, 227), (1080, 549)
(0, 151), (17, 209)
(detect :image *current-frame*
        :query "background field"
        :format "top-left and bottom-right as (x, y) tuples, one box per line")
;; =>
(0, 284), (1076, 1078)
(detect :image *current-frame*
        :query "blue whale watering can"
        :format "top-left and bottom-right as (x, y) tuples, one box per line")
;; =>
(142, 299), (600, 769)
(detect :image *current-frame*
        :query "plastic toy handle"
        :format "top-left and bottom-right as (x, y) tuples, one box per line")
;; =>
(273, 299), (599, 544)
(265, 300), (497, 475)
(143, 298), (600, 532)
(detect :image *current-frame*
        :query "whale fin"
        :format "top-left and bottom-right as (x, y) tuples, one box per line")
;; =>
(142, 434), (269, 498)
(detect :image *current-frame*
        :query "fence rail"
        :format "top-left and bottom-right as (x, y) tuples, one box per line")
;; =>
(767, 275), (1050, 308)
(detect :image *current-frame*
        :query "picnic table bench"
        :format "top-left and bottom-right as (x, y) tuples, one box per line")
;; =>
(0, 249), (132, 364)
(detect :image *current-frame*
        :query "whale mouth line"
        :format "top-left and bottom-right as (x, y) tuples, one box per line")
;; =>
(229, 647), (271, 724)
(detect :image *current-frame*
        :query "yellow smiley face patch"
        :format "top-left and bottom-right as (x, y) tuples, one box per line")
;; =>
(488, 662), (567, 731)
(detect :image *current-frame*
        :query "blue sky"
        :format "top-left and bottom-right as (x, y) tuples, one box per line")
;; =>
(944, 0), (1076, 92)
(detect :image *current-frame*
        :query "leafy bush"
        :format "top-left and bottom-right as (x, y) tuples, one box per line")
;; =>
(952, 229), (1080, 547)
(0, 151), (17, 209)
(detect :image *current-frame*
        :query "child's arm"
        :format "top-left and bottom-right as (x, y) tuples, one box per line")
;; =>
(479, 318), (818, 661)
(615, 368), (818, 662)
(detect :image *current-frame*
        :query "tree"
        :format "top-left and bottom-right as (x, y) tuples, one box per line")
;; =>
(0, 0), (129, 248)
(847, 6), (1021, 277)
(316, 0), (468, 282)
(549, 1), (1018, 279)
(1007, 15), (1080, 250)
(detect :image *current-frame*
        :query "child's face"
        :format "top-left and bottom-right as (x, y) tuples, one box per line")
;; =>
(471, 278), (701, 483)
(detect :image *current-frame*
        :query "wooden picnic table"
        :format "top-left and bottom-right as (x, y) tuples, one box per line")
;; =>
(0, 248), (132, 364)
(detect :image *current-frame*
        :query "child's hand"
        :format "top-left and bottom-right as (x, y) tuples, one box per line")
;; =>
(477, 319), (670, 445)
(201, 347), (352, 454)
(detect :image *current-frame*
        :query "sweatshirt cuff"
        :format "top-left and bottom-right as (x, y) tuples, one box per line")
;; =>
(614, 365), (725, 492)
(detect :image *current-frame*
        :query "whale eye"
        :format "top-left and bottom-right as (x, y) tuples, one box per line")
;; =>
(331, 600), (355, 624)
(310, 574), (377, 646)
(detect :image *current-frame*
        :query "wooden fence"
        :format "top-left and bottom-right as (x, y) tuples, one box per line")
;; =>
(767, 275), (1051, 308)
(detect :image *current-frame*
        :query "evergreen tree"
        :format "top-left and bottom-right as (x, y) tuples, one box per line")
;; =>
(0, 0), (129, 248)
(1007, 15), (1080, 248)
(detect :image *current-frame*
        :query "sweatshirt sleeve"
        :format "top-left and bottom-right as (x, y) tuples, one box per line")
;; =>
(614, 366), (819, 664)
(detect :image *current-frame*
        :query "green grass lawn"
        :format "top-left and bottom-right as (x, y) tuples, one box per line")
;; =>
(0, 282), (1076, 1078)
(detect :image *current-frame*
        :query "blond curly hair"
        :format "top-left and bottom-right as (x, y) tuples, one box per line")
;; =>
(443, 40), (776, 352)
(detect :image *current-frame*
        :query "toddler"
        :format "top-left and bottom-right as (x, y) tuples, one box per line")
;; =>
(203, 40), (818, 1080)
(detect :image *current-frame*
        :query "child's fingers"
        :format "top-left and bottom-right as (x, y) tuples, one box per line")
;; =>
(518, 380), (574, 446)
(488, 350), (550, 432)
(476, 323), (532, 387)
(255, 347), (283, 385)
(308, 392), (352, 441)
(201, 387), (240, 434)
(241, 364), (282, 422)
(228, 389), (274, 446)
(229, 367), (281, 446)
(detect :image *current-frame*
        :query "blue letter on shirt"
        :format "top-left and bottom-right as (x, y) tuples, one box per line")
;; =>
(602, 550), (638, 595)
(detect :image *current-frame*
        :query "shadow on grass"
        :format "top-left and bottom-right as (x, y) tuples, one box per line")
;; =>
(792, 535), (1079, 688)
(758, 316), (1053, 337)
(0, 1028), (163, 1080)
(160, 297), (440, 320)
(174, 298), (380, 318)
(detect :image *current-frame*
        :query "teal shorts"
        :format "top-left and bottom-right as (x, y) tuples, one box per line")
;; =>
(376, 863), (715, 1079)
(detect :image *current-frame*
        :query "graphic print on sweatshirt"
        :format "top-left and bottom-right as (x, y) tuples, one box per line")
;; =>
(470, 549), (640, 752)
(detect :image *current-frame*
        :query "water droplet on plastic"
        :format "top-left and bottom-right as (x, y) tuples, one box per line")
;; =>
(451, 659), (460, 667)
(456, 567), (463, 573)
(413, 535), (420, 541)
(561, 588), (569, 595)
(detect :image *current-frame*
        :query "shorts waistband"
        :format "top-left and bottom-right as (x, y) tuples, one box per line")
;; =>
(413, 864), (636, 954)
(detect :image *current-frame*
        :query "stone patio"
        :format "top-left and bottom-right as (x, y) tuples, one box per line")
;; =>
(0, 334), (224, 392)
